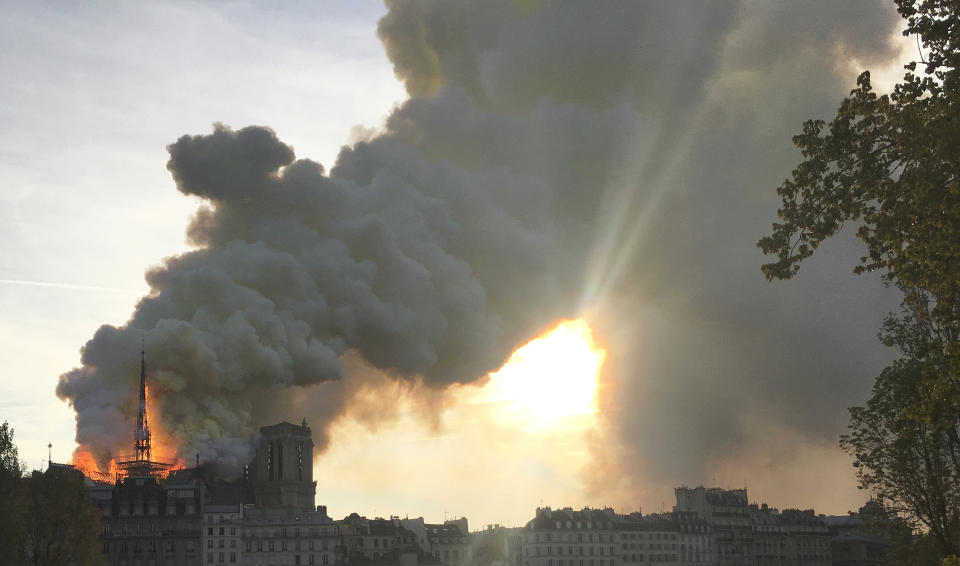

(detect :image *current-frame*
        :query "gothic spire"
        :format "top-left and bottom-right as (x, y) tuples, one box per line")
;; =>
(134, 341), (151, 462)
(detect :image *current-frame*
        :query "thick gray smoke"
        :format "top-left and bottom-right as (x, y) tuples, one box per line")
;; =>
(59, 0), (903, 507)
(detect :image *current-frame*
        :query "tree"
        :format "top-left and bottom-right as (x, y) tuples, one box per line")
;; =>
(758, 0), (960, 559)
(757, 0), (960, 371)
(0, 422), (102, 566)
(22, 466), (102, 566)
(0, 421), (27, 563)
(840, 352), (959, 555)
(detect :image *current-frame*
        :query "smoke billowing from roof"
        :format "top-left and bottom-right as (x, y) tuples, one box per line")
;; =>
(59, 0), (902, 506)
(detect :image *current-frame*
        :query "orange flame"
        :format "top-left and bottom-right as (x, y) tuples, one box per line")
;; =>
(144, 385), (188, 470)
(70, 383), (188, 482)
(71, 448), (118, 480)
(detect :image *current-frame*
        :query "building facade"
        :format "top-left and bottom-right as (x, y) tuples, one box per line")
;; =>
(523, 507), (623, 566)
(339, 514), (423, 565)
(242, 505), (339, 566)
(251, 421), (317, 511)
(203, 504), (244, 565)
(93, 470), (204, 566)
(675, 487), (752, 566)
(675, 486), (833, 566)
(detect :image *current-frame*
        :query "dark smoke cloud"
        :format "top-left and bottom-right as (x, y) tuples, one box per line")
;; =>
(60, 0), (903, 509)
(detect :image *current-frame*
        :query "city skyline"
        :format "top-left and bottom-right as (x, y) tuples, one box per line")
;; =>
(0, 1), (919, 531)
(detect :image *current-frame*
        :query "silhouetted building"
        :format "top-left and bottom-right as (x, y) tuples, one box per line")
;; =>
(339, 514), (429, 566)
(93, 469), (204, 566)
(824, 511), (896, 566)
(470, 524), (524, 566)
(251, 420), (317, 510)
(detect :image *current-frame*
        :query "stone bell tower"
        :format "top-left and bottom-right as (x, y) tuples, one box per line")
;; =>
(251, 419), (316, 510)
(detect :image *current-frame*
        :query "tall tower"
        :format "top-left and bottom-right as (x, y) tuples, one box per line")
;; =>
(134, 345), (151, 462)
(251, 420), (316, 510)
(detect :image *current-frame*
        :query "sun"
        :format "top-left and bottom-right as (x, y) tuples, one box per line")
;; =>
(484, 318), (605, 424)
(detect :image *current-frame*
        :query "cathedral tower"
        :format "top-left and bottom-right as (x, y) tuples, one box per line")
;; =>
(251, 420), (316, 510)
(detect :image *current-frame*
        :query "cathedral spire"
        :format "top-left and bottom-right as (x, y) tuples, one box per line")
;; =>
(134, 341), (151, 462)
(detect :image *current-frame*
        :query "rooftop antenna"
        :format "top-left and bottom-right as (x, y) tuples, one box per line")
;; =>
(47, 442), (52, 469)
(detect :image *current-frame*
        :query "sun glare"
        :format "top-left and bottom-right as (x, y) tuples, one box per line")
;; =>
(484, 318), (605, 423)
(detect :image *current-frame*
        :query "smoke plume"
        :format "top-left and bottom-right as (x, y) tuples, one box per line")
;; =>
(59, 0), (903, 508)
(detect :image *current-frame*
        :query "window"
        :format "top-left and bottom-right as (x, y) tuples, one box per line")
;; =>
(278, 442), (284, 479)
(220, 527), (225, 535)
(230, 552), (236, 563)
(208, 541), (213, 549)
(208, 527), (214, 535)
(268, 442), (274, 480)
(218, 551), (224, 562)
(323, 554), (329, 565)
(207, 553), (213, 563)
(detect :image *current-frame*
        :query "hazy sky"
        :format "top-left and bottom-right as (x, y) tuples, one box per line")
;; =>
(1, 1), (917, 528)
